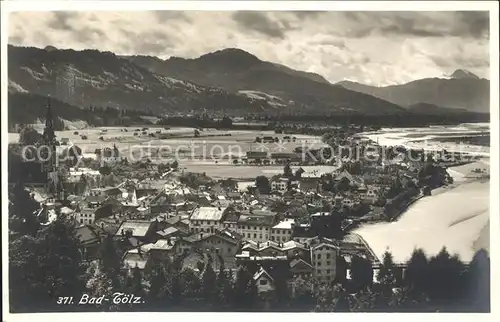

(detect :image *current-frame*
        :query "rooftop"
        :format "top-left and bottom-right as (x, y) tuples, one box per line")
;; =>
(190, 206), (227, 221)
(272, 219), (295, 230)
(115, 220), (153, 237)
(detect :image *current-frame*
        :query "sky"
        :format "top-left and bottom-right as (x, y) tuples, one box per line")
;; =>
(8, 10), (490, 86)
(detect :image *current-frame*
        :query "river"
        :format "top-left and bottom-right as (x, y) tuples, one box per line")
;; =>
(354, 123), (490, 264)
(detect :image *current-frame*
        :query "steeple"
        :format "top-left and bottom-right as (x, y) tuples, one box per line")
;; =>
(43, 97), (56, 144)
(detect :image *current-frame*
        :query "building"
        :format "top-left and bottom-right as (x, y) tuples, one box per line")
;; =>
(237, 213), (275, 242)
(253, 267), (276, 294)
(270, 219), (295, 242)
(299, 170), (324, 191)
(96, 145), (121, 165)
(67, 167), (101, 183)
(271, 178), (289, 192)
(115, 220), (158, 241)
(189, 206), (228, 234)
(311, 242), (340, 282)
(289, 258), (314, 278)
(245, 151), (268, 163)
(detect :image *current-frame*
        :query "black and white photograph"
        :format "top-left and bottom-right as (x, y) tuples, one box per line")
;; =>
(2, 0), (498, 317)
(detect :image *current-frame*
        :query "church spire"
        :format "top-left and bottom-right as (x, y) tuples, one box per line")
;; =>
(43, 97), (56, 144)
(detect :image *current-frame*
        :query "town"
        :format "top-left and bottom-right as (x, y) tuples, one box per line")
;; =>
(8, 101), (490, 313)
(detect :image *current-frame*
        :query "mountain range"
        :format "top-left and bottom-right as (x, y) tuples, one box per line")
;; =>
(337, 69), (489, 114)
(7, 44), (490, 127)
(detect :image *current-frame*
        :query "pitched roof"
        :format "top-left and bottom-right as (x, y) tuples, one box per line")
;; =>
(157, 226), (179, 237)
(290, 258), (313, 270)
(123, 250), (149, 269)
(75, 225), (100, 244)
(253, 267), (274, 281)
(190, 206), (227, 221)
(115, 220), (153, 237)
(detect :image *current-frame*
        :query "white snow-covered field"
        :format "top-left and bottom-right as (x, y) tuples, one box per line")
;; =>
(354, 179), (489, 264)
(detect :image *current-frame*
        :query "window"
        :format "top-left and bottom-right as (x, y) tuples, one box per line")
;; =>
(80, 219), (83, 224)
(228, 248), (232, 253)
(259, 227), (262, 230)
(259, 234), (262, 239)
(288, 231), (292, 235)
(326, 253), (331, 259)
(259, 279), (268, 285)
(271, 236), (275, 241)
(326, 261), (331, 266)
(317, 254), (322, 259)
(327, 269), (331, 274)
(253, 233), (257, 238)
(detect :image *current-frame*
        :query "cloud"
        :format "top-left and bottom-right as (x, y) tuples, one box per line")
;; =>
(232, 11), (288, 39)
(7, 11), (490, 85)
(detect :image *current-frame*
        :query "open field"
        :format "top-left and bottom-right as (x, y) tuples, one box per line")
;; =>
(10, 126), (332, 179)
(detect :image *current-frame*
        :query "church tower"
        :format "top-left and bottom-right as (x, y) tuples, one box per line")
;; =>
(42, 98), (64, 200)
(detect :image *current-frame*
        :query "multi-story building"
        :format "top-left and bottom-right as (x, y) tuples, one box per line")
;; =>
(236, 214), (275, 242)
(189, 206), (228, 234)
(270, 219), (295, 242)
(311, 242), (340, 283)
(271, 178), (289, 192)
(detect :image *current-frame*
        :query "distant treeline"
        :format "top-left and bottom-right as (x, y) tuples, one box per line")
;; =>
(244, 111), (490, 127)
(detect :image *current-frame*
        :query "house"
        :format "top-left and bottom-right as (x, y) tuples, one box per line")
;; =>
(271, 178), (289, 192)
(122, 248), (150, 272)
(311, 242), (340, 283)
(196, 231), (241, 269)
(141, 239), (177, 260)
(281, 240), (308, 259)
(237, 213), (275, 243)
(253, 267), (276, 294)
(289, 258), (314, 278)
(361, 185), (382, 204)
(270, 219), (295, 243)
(96, 145), (121, 165)
(246, 151), (268, 163)
(221, 212), (240, 231)
(115, 220), (157, 241)
(299, 170), (323, 191)
(74, 208), (96, 225)
(189, 206), (228, 234)
(67, 167), (101, 184)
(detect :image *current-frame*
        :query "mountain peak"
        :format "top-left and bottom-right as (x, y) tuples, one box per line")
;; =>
(450, 69), (479, 80)
(44, 45), (58, 52)
(197, 48), (260, 64)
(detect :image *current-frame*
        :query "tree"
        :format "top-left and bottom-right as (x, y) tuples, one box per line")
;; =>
(255, 175), (271, 194)
(349, 255), (373, 291)
(98, 235), (123, 287)
(145, 255), (171, 309)
(426, 247), (466, 307)
(99, 165), (112, 176)
(10, 217), (87, 312)
(404, 248), (429, 293)
(171, 160), (179, 169)
(377, 251), (397, 286)
(215, 268), (233, 311)
(19, 126), (41, 146)
(201, 261), (217, 309)
(290, 275), (315, 311)
(9, 182), (40, 237)
(465, 249), (490, 312)
(233, 267), (258, 311)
